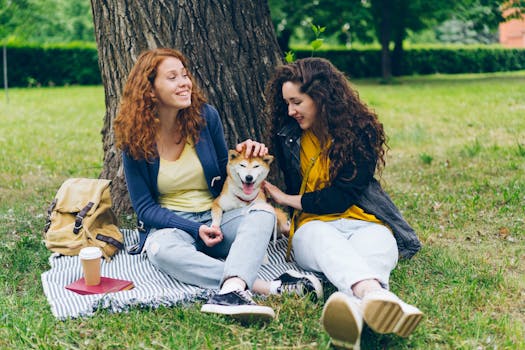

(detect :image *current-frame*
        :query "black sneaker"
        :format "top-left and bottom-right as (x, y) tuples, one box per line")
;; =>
(201, 290), (275, 322)
(275, 270), (323, 300)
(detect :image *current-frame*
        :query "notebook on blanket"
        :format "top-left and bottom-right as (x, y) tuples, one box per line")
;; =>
(65, 277), (134, 295)
(41, 229), (318, 320)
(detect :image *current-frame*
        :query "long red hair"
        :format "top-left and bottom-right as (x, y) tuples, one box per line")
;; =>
(114, 48), (207, 160)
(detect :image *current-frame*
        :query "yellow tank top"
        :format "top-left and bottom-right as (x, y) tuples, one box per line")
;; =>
(296, 130), (383, 228)
(157, 140), (214, 212)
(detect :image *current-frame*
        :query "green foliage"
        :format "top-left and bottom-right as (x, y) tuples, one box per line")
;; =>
(436, 18), (499, 44)
(516, 143), (525, 157)
(268, 0), (373, 51)
(0, 0), (94, 43)
(419, 153), (434, 165)
(4, 42), (100, 87)
(284, 50), (296, 63)
(283, 22), (326, 62)
(268, 0), (519, 51)
(293, 45), (525, 78)
(4, 43), (525, 87)
(309, 23), (326, 53)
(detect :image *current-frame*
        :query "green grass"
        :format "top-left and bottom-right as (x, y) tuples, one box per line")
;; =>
(0, 72), (524, 349)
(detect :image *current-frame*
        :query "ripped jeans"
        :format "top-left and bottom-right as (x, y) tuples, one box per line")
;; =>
(144, 204), (275, 290)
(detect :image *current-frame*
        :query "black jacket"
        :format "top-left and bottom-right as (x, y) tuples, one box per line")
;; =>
(274, 121), (422, 259)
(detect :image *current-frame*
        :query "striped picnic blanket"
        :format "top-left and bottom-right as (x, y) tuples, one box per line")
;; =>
(41, 229), (312, 320)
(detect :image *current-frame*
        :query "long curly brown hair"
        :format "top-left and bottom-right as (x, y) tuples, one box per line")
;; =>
(114, 48), (207, 160)
(264, 57), (387, 181)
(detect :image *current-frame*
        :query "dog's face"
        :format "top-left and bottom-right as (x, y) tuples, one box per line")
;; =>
(227, 150), (273, 195)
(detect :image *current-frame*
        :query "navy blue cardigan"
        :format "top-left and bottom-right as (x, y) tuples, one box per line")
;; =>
(123, 104), (228, 254)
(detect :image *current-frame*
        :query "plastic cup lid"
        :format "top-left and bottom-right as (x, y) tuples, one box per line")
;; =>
(79, 246), (102, 259)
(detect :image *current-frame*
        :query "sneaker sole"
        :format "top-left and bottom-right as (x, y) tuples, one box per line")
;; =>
(283, 269), (324, 300)
(201, 304), (275, 322)
(363, 299), (423, 337)
(321, 293), (361, 350)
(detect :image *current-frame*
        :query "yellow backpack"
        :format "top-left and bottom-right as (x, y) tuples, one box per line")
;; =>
(44, 178), (124, 260)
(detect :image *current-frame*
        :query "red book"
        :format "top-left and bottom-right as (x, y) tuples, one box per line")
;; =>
(65, 277), (134, 295)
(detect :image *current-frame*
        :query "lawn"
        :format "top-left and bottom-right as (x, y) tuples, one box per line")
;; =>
(0, 71), (523, 349)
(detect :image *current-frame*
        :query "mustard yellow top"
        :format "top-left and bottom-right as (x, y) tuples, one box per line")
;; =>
(157, 140), (214, 212)
(296, 130), (382, 228)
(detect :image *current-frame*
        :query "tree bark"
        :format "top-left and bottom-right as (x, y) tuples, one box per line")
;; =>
(90, 0), (283, 215)
(392, 34), (403, 76)
(372, 0), (393, 82)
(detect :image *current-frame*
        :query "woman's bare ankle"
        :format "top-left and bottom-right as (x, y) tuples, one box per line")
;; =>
(352, 279), (383, 299)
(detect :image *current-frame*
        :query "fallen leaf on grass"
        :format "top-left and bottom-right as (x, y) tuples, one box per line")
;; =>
(498, 227), (510, 239)
(498, 227), (516, 242)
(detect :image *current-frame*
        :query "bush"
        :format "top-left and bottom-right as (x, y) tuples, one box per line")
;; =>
(4, 42), (101, 87)
(2, 43), (524, 87)
(294, 45), (525, 78)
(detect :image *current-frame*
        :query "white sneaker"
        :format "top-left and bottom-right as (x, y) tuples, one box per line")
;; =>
(321, 292), (363, 350)
(362, 289), (423, 337)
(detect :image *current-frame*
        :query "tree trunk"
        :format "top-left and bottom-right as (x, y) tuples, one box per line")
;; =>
(392, 35), (403, 76)
(372, 0), (392, 82)
(90, 0), (283, 216)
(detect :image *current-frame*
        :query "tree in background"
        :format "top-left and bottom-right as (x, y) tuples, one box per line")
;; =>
(90, 0), (283, 215)
(369, 0), (461, 80)
(0, 0), (26, 41)
(269, 0), (373, 52)
(269, 0), (523, 81)
(0, 0), (94, 43)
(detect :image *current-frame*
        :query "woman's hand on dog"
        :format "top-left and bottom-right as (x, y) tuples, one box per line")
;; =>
(236, 139), (268, 158)
(199, 224), (223, 247)
(263, 181), (303, 210)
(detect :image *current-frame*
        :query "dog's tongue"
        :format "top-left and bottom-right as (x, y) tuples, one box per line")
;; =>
(242, 182), (255, 195)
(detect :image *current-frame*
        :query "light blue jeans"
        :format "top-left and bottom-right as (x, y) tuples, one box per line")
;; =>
(144, 206), (275, 290)
(292, 218), (398, 296)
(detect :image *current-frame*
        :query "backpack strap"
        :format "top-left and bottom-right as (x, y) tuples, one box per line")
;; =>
(73, 202), (94, 234)
(96, 233), (125, 250)
(44, 198), (58, 233)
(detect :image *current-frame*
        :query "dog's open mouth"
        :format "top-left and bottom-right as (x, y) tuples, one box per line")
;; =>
(242, 182), (255, 195)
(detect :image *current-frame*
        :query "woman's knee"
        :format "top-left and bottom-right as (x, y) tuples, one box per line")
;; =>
(359, 224), (397, 252)
(146, 230), (194, 267)
(250, 201), (275, 214)
(293, 221), (329, 247)
(245, 204), (277, 230)
(292, 221), (331, 268)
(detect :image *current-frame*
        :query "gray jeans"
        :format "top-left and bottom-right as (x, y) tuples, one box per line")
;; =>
(292, 218), (399, 296)
(144, 206), (275, 290)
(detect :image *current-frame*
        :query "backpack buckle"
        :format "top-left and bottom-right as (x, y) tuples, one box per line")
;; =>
(73, 202), (94, 234)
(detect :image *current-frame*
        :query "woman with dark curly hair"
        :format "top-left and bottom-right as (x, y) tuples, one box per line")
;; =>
(114, 48), (322, 322)
(263, 57), (423, 347)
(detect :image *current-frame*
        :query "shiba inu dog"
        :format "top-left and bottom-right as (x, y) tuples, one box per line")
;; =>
(211, 149), (289, 241)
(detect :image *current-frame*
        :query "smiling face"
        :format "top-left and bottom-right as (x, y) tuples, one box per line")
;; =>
(227, 150), (273, 196)
(152, 56), (192, 112)
(282, 81), (317, 130)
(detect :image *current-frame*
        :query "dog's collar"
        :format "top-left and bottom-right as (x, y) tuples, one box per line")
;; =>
(235, 193), (257, 203)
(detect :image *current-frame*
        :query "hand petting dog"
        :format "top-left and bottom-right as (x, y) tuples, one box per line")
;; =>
(235, 139), (268, 158)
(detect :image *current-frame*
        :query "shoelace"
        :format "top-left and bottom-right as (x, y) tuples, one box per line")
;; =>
(236, 290), (256, 305)
(278, 280), (306, 295)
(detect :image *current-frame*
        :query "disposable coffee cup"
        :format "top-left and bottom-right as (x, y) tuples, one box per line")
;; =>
(79, 247), (102, 286)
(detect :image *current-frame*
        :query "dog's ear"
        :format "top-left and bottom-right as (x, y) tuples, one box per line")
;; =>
(228, 149), (241, 160)
(262, 154), (274, 165)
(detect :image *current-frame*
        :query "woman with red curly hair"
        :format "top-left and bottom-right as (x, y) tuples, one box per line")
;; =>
(114, 48), (321, 322)
(263, 57), (423, 347)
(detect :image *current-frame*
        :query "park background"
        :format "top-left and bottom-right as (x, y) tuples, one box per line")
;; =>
(1, 1), (524, 349)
